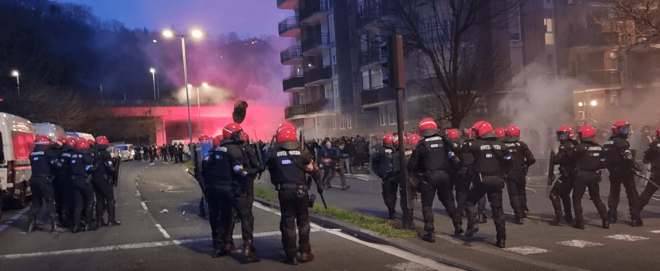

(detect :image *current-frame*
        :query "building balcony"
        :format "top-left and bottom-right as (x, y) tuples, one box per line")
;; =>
(568, 24), (618, 48)
(361, 86), (395, 107)
(300, 0), (330, 24)
(277, 0), (298, 9)
(278, 17), (300, 37)
(357, 5), (395, 28)
(360, 46), (381, 69)
(285, 98), (333, 119)
(302, 33), (331, 56)
(280, 46), (303, 65)
(282, 76), (305, 92)
(304, 66), (333, 85)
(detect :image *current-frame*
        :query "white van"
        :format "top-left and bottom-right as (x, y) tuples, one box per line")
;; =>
(114, 144), (134, 161)
(66, 132), (95, 141)
(34, 122), (66, 142)
(0, 113), (37, 209)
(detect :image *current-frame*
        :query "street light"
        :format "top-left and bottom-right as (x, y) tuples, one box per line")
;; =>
(153, 39), (157, 43)
(578, 102), (584, 107)
(162, 28), (204, 152)
(590, 100), (597, 107)
(150, 68), (157, 100)
(10, 70), (19, 95)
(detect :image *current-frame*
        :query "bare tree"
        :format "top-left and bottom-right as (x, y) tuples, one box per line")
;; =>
(601, 0), (660, 52)
(364, 0), (524, 127)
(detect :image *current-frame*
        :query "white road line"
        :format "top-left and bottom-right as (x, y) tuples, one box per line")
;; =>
(154, 224), (171, 239)
(557, 240), (603, 248)
(140, 202), (148, 211)
(252, 202), (461, 271)
(503, 246), (550, 255)
(605, 234), (649, 241)
(0, 225), (7, 232)
(525, 187), (537, 194)
(651, 230), (660, 234)
(10, 213), (22, 220)
(135, 190), (141, 196)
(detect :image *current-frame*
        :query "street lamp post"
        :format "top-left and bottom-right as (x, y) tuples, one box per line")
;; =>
(150, 68), (157, 100)
(11, 70), (20, 95)
(162, 28), (204, 148)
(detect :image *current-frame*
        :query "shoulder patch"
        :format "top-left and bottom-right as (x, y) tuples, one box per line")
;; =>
(288, 150), (301, 155)
(31, 151), (44, 156)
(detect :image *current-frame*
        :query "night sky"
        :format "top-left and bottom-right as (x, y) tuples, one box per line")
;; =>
(56, 0), (292, 37)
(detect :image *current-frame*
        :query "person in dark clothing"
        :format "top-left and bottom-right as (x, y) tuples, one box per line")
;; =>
(356, 136), (369, 168)
(57, 138), (77, 228)
(161, 144), (169, 162)
(463, 121), (508, 248)
(549, 126), (578, 226)
(460, 128), (488, 224)
(503, 125), (536, 224)
(604, 120), (642, 226)
(92, 136), (120, 228)
(27, 136), (63, 233)
(408, 118), (462, 242)
(318, 141), (349, 190)
(636, 126), (660, 216)
(572, 125), (610, 229)
(372, 134), (397, 219)
(266, 128), (321, 265)
(70, 139), (97, 233)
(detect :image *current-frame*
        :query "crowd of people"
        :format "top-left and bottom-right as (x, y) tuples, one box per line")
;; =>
(28, 135), (120, 233)
(129, 143), (191, 164)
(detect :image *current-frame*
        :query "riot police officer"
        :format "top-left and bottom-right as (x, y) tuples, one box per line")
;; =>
(444, 129), (464, 214)
(92, 136), (120, 228)
(549, 126), (577, 226)
(463, 121), (508, 248)
(202, 131), (239, 258)
(50, 136), (65, 227)
(408, 118), (462, 242)
(503, 125), (536, 225)
(70, 139), (97, 233)
(266, 128), (320, 265)
(604, 121), (642, 226)
(636, 127), (660, 216)
(461, 128), (488, 224)
(372, 134), (397, 219)
(226, 126), (262, 262)
(57, 137), (77, 227)
(572, 125), (610, 229)
(27, 136), (63, 233)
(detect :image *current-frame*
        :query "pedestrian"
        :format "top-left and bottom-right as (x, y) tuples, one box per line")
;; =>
(266, 128), (320, 265)
(463, 121), (508, 248)
(572, 125), (610, 229)
(549, 126), (578, 226)
(26, 136), (64, 233)
(604, 121), (642, 226)
(408, 119), (462, 242)
(70, 139), (97, 233)
(162, 144), (169, 162)
(371, 134), (397, 219)
(92, 136), (121, 228)
(318, 141), (349, 190)
(503, 125), (536, 224)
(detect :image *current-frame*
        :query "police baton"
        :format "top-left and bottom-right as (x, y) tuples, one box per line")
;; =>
(635, 171), (660, 189)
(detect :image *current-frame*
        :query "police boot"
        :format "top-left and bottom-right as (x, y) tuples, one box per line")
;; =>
(85, 221), (98, 232)
(27, 220), (38, 233)
(632, 219), (643, 227)
(574, 221), (585, 230)
(283, 256), (298, 265)
(609, 216), (617, 224)
(297, 252), (314, 263)
(96, 217), (107, 228)
(107, 200), (121, 226)
(51, 220), (65, 233)
(465, 225), (479, 237)
(496, 238), (506, 248)
(602, 220), (610, 229)
(564, 215), (574, 225)
(72, 223), (83, 233)
(478, 213), (487, 224)
(341, 185), (351, 191)
(242, 241), (261, 262)
(549, 216), (564, 226)
(421, 231), (435, 243)
(523, 207), (529, 218)
(212, 248), (229, 258)
(454, 224), (464, 235)
(387, 211), (396, 220)
(514, 217), (524, 225)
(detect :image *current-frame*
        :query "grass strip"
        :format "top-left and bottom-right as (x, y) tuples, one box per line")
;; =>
(185, 160), (195, 173)
(253, 187), (416, 238)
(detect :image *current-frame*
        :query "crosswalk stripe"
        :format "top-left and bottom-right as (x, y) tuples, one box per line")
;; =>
(557, 240), (604, 248)
(605, 234), (649, 241)
(503, 246), (550, 255)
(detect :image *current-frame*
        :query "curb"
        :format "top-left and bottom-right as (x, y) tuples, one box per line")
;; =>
(253, 197), (487, 271)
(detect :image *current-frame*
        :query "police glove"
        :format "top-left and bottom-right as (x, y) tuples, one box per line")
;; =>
(623, 150), (633, 160)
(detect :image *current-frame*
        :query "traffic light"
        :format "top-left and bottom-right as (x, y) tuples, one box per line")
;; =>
(380, 35), (405, 89)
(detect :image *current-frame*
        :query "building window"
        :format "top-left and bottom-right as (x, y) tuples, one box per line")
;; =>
(299, 93), (305, 105)
(544, 18), (555, 45)
(325, 83), (333, 98)
(371, 69), (383, 89)
(339, 114), (346, 130)
(509, 7), (521, 41)
(379, 107), (387, 126)
(346, 115), (352, 129)
(333, 80), (340, 109)
(332, 115), (337, 130)
(362, 70), (370, 90)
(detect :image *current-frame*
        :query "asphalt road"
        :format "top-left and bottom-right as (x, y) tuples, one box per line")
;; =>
(254, 171), (660, 271)
(0, 161), (460, 271)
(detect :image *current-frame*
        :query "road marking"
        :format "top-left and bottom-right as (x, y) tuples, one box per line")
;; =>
(0, 225), (7, 232)
(386, 262), (435, 271)
(0, 206), (30, 233)
(650, 230), (660, 233)
(154, 224), (170, 239)
(140, 202), (148, 211)
(605, 234), (649, 241)
(135, 190), (141, 196)
(253, 202), (462, 271)
(503, 246), (550, 255)
(557, 240), (604, 248)
(525, 187), (537, 194)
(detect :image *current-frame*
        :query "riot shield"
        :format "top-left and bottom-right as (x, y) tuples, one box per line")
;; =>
(112, 157), (122, 186)
(546, 151), (556, 197)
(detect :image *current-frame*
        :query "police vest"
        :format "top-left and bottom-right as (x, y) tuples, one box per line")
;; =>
(472, 140), (505, 175)
(576, 143), (605, 172)
(203, 147), (233, 186)
(70, 153), (90, 176)
(504, 142), (526, 168)
(603, 137), (628, 169)
(272, 148), (306, 185)
(30, 150), (51, 175)
(418, 135), (449, 171)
